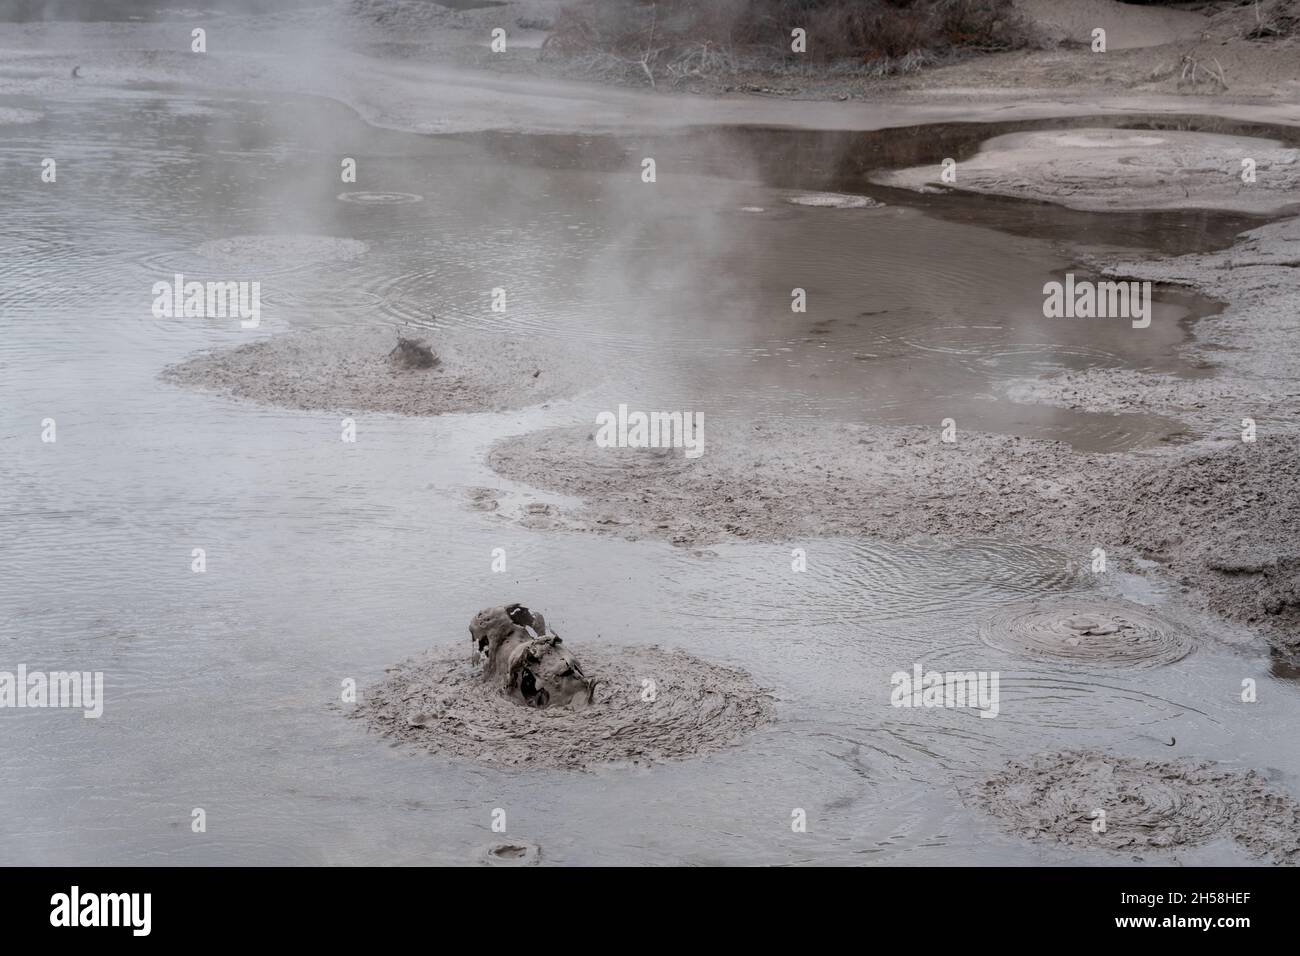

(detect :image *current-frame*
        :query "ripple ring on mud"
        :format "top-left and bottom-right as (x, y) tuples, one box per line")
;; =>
(336, 191), (424, 205)
(978, 598), (1192, 668)
(353, 644), (776, 771)
(970, 751), (1300, 862)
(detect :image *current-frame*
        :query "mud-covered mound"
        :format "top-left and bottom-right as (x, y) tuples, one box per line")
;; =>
(970, 751), (1300, 863)
(353, 644), (776, 770)
(874, 128), (1300, 213)
(978, 599), (1192, 668)
(162, 325), (597, 416)
(785, 191), (884, 209)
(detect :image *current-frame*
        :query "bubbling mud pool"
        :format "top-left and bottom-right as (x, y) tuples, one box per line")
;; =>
(5, 88), (1300, 864)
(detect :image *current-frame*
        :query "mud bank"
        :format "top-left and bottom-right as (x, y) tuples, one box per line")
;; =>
(353, 643), (776, 770)
(162, 325), (597, 416)
(875, 128), (1300, 214)
(485, 421), (1300, 657)
(970, 750), (1300, 862)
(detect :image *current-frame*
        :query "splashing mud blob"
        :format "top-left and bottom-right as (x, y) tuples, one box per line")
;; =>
(354, 645), (775, 770)
(978, 599), (1192, 668)
(970, 751), (1300, 862)
(336, 191), (424, 205)
(480, 842), (540, 867)
(784, 191), (884, 209)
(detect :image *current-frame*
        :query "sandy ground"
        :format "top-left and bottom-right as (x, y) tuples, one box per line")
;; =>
(353, 642), (776, 770)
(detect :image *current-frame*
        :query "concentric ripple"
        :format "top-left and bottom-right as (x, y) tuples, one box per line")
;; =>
(336, 191), (424, 205)
(971, 751), (1300, 860)
(978, 599), (1192, 668)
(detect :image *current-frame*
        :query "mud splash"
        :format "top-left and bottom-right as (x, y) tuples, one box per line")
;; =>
(978, 599), (1193, 668)
(354, 644), (776, 770)
(162, 325), (597, 416)
(970, 750), (1300, 862)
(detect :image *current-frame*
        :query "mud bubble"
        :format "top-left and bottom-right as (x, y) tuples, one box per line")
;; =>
(978, 598), (1193, 669)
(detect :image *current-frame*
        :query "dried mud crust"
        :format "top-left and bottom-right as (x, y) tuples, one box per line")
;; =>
(352, 643), (776, 770)
(969, 750), (1300, 863)
(162, 325), (597, 416)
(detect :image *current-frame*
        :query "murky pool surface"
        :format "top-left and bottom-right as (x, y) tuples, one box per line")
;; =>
(2, 90), (1296, 864)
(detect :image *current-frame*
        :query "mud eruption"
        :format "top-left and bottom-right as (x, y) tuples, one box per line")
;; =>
(469, 604), (597, 709)
(971, 751), (1300, 863)
(355, 607), (776, 770)
(978, 599), (1193, 668)
(388, 336), (439, 370)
